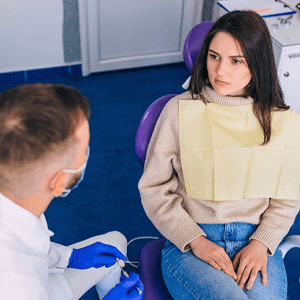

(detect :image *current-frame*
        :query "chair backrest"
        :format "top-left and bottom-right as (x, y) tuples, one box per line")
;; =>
(135, 94), (177, 165)
(135, 21), (214, 166)
(183, 21), (214, 73)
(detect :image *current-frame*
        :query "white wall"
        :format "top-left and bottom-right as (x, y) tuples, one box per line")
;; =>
(0, 0), (67, 73)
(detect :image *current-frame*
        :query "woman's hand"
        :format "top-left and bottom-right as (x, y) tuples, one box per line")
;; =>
(232, 239), (268, 290)
(189, 236), (237, 280)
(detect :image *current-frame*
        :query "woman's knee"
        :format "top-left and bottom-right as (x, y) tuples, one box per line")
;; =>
(244, 249), (287, 300)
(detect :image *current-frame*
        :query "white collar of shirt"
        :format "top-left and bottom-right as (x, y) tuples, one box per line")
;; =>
(0, 192), (54, 255)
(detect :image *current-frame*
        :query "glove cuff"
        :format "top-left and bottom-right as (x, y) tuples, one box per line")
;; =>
(67, 248), (77, 268)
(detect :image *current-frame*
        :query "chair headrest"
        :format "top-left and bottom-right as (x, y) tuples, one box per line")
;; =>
(183, 22), (214, 73)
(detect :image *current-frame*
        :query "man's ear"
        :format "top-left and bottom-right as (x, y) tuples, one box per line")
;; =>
(52, 172), (68, 197)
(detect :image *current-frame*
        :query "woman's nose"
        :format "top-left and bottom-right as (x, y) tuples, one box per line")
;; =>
(216, 60), (228, 76)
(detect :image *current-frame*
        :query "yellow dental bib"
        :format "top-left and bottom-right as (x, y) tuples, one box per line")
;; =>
(179, 100), (300, 201)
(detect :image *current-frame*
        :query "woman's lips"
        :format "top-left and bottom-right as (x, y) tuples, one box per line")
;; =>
(215, 79), (230, 86)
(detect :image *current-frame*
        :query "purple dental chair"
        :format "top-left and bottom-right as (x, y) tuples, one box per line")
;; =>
(135, 21), (214, 167)
(135, 21), (299, 300)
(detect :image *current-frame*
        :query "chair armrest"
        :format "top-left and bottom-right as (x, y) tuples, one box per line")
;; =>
(278, 235), (300, 258)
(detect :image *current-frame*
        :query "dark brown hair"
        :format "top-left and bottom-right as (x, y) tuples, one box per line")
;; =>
(0, 84), (90, 166)
(189, 10), (289, 144)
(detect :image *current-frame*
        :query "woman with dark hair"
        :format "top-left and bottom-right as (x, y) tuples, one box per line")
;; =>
(139, 10), (300, 299)
(189, 10), (289, 145)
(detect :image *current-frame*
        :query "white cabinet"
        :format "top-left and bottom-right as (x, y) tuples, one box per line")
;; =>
(273, 42), (300, 113)
(79, 0), (198, 76)
(263, 4), (300, 114)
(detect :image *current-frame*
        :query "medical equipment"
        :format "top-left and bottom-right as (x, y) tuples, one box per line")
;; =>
(116, 259), (142, 295)
(272, 14), (293, 30)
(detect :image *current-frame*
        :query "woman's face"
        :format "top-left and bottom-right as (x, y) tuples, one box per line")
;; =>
(206, 32), (252, 97)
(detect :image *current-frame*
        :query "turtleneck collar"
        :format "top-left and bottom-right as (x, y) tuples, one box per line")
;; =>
(201, 86), (254, 106)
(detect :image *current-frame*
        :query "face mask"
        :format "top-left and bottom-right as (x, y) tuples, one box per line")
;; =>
(53, 145), (90, 198)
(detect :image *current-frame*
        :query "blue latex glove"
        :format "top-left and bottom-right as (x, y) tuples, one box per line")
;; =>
(68, 242), (127, 269)
(103, 272), (144, 300)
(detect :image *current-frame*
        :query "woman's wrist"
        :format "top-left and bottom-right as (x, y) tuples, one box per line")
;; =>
(249, 239), (268, 252)
(189, 235), (206, 249)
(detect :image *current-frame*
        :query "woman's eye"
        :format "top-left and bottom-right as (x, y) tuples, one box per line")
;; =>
(210, 54), (219, 60)
(233, 59), (241, 64)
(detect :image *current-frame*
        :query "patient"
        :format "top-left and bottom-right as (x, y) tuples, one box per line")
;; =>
(139, 10), (300, 299)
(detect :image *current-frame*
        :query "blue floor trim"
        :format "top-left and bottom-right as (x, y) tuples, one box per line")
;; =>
(0, 64), (82, 85)
(0, 71), (26, 85)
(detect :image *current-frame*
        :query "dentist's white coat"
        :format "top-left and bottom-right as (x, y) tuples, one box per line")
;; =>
(0, 192), (74, 300)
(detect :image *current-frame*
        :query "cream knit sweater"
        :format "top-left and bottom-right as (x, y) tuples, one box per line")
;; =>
(138, 87), (300, 255)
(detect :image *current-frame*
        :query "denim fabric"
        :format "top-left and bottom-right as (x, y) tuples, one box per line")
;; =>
(161, 223), (287, 300)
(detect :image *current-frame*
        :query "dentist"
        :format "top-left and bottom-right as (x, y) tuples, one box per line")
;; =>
(0, 84), (143, 300)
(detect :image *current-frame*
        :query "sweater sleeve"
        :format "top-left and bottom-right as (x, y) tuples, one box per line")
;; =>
(138, 95), (205, 252)
(250, 195), (300, 256)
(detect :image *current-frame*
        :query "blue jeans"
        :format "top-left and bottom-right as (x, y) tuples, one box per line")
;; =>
(161, 223), (287, 300)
